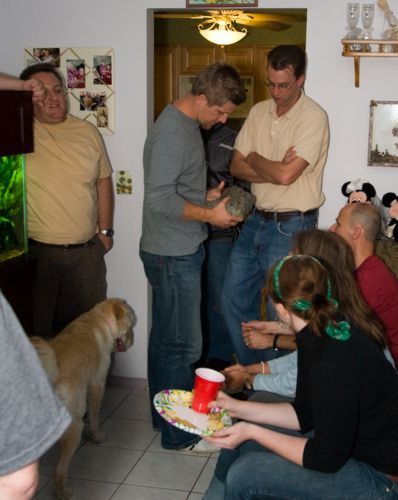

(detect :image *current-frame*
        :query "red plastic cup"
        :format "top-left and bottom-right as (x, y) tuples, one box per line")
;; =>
(191, 367), (225, 414)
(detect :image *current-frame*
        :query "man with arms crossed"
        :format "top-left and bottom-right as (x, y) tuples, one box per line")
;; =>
(20, 63), (114, 338)
(140, 63), (246, 452)
(222, 45), (330, 365)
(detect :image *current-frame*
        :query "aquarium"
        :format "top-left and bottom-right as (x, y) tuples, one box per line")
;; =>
(0, 154), (28, 263)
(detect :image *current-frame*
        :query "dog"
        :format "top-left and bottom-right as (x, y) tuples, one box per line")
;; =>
(31, 298), (136, 499)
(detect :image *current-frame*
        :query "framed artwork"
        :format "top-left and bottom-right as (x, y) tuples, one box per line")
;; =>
(24, 47), (115, 135)
(186, 0), (258, 7)
(116, 170), (133, 194)
(368, 100), (398, 167)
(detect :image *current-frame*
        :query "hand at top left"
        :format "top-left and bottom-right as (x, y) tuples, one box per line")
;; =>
(22, 78), (46, 103)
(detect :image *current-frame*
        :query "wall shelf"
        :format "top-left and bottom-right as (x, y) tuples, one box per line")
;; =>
(341, 39), (398, 87)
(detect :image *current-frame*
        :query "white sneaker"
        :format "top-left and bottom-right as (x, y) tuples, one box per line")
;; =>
(181, 438), (220, 455)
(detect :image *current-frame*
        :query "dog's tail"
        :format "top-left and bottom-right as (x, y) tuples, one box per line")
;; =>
(31, 336), (59, 384)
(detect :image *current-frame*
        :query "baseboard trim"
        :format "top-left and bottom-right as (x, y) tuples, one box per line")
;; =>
(107, 375), (147, 390)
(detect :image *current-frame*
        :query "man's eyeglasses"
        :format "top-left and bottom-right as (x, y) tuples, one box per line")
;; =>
(266, 80), (296, 91)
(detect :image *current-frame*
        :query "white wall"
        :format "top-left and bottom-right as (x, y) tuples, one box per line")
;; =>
(2, 0), (397, 378)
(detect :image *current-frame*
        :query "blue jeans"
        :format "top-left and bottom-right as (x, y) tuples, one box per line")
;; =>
(221, 210), (318, 365)
(204, 437), (398, 499)
(140, 246), (204, 449)
(202, 237), (235, 363)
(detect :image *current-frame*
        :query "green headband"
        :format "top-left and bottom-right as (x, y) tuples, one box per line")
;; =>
(273, 255), (334, 309)
(272, 255), (351, 341)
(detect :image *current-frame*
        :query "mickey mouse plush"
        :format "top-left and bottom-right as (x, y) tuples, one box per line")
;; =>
(341, 178), (376, 204)
(382, 192), (398, 241)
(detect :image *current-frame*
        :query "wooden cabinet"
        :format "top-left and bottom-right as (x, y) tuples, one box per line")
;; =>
(154, 46), (178, 119)
(180, 46), (218, 73)
(179, 45), (255, 74)
(254, 45), (272, 104)
(222, 46), (254, 73)
(154, 44), (274, 121)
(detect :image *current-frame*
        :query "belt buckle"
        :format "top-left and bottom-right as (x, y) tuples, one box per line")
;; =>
(264, 211), (274, 220)
(257, 209), (274, 220)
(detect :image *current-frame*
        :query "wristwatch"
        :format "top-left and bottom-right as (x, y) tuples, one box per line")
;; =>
(100, 228), (114, 237)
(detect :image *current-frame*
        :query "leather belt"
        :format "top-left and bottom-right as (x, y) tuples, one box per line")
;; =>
(28, 238), (95, 249)
(255, 208), (318, 222)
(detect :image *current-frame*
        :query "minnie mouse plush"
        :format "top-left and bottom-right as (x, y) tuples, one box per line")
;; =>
(382, 192), (398, 242)
(341, 178), (376, 204)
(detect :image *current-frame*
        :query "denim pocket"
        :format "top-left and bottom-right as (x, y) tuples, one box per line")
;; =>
(277, 213), (318, 237)
(139, 248), (164, 289)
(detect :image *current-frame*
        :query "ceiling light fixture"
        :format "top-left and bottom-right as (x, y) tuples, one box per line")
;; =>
(198, 11), (248, 46)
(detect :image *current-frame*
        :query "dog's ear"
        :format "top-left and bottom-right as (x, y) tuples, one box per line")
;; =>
(109, 298), (136, 331)
(113, 300), (127, 323)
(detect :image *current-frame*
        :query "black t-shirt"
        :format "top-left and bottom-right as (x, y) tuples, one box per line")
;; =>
(293, 324), (398, 475)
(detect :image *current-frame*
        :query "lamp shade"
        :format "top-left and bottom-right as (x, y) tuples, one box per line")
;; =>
(198, 24), (247, 46)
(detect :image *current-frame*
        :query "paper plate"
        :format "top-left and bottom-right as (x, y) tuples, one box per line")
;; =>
(153, 389), (232, 436)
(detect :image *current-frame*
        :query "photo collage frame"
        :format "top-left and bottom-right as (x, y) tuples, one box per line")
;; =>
(24, 47), (115, 135)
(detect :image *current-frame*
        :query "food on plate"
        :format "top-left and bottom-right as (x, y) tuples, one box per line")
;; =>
(208, 411), (224, 432)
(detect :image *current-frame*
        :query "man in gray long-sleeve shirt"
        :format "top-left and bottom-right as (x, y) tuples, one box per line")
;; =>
(140, 62), (246, 452)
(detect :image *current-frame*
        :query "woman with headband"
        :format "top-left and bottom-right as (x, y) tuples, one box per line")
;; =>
(223, 229), (390, 400)
(204, 255), (398, 499)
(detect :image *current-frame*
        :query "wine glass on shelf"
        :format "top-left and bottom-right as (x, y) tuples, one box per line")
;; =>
(345, 2), (361, 39)
(361, 3), (375, 39)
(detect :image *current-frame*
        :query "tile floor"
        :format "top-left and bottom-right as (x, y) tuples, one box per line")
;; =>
(35, 381), (216, 499)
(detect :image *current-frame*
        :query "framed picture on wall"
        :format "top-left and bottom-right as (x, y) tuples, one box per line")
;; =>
(186, 0), (258, 7)
(368, 100), (398, 167)
(24, 47), (115, 135)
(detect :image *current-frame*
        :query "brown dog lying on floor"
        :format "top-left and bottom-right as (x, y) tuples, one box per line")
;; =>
(31, 298), (136, 500)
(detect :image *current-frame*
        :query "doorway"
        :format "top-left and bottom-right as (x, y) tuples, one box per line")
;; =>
(150, 8), (307, 128)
